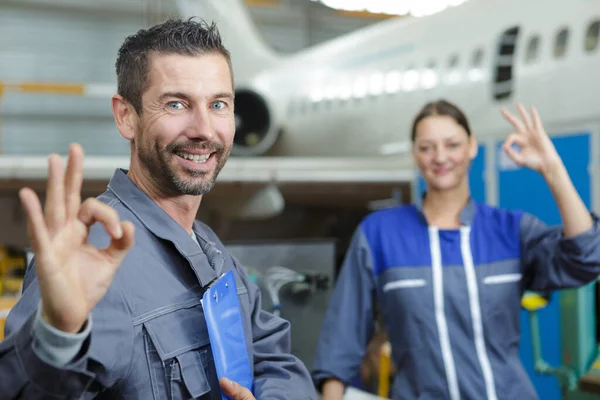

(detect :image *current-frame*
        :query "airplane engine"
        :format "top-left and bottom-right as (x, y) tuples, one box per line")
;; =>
(232, 88), (281, 156)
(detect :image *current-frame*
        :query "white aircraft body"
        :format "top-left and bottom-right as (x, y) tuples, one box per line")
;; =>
(1, 0), (600, 224)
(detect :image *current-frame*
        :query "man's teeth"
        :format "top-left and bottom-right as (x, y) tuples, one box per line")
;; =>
(179, 152), (211, 163)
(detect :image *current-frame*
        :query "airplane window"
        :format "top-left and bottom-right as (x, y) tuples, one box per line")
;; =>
(310, 87), (324, 112)
(403, 65), (419, 91)
(325, 86), (337, 103)
(339, 85), (352, 102)
(585, 20), (600, 52)
(385, 70), (402, 94)
(422, 60), (438, 89)
(469, 48), (484, 81)
(553, 28), (569, 59)
(471, 48), (484, 67)
(369, 72), (385, 96)
(323, 86), (335, 109)
(353, 76), (368, 99)
(525, 35), (540, 64)
(448, 53), (459, 70)
(445, 54), (460, 85)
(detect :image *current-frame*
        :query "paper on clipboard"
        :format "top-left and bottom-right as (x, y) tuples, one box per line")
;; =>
(202, 269), (253, 399)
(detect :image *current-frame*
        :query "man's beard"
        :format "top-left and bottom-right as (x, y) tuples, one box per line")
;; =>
(137, 136), (231, 196)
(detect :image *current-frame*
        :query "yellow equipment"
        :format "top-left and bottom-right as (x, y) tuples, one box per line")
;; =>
(378, 341), (392, 398)
(0, 246), (25, 341)
(0, 296), (18, 341)
(0, 246), (25, 296)
(521, 291), (550, 311)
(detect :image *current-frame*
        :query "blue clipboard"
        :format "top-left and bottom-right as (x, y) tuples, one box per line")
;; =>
(202, 269), (254, 399)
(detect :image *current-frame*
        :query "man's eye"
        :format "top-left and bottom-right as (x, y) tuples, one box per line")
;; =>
(212, 101), (226, 110)
(168, 101), (184, 110)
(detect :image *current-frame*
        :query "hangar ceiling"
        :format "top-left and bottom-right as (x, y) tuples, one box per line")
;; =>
(0, 0), (398, 53)
(243, 0), (398, 53)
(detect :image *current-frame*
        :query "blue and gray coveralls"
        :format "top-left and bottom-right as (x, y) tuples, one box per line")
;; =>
(312, 200), (600, 399)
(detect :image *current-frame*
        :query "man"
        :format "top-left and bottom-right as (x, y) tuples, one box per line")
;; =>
(0, 18), (317, 400)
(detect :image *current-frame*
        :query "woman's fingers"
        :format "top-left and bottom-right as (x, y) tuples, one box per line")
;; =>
(530, 105), (546, 138)
(503, 133), (527, 166)
(517, 103), (534, 132)
(500, 107), (527, 135)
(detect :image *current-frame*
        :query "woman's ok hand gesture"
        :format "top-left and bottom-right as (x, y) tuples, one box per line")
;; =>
(500, 103), (563, 177)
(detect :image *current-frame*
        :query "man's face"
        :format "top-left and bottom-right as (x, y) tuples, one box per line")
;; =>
(134, 52), (235, 196)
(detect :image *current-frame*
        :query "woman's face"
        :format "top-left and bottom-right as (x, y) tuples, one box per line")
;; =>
(412, 115), (478, 192)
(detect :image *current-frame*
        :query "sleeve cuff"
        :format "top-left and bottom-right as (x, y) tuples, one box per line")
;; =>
(32, 303), (92, 367)
(560, 212), (600, 255)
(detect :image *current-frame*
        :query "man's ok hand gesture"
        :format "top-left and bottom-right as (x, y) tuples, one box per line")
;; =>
(19, 143), (135, 333)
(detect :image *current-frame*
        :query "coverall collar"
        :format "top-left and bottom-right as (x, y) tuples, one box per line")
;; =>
(106, 168), (220, 286)
(416, 192), (477, 227)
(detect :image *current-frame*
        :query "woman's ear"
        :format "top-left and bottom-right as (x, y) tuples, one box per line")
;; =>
(411, 142), (418, 163)
(468, 135), (479, 161)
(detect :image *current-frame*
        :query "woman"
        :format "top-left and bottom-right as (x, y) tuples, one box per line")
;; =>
(311, 100), (600, 400)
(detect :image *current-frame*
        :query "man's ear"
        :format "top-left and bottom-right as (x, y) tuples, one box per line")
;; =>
(112, 94), (138, 141)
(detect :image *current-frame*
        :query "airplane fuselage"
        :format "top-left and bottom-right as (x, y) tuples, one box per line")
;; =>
(231, 0), (600, 160)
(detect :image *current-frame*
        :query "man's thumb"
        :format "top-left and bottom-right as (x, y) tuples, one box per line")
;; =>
(220, 377), (254, 400)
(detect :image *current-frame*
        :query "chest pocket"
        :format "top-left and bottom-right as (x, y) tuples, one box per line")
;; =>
(479, 265), (523, 348)
(142, 301), (218, 400)
(378, 269), (431, 353)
